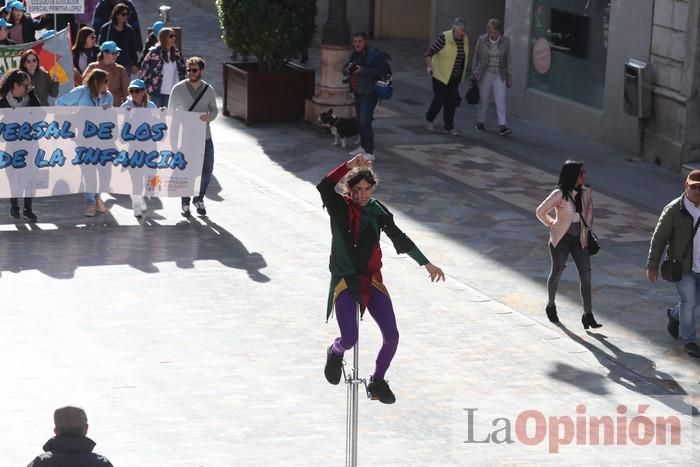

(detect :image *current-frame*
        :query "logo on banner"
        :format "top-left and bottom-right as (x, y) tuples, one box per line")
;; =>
(146, 175), (189, 192)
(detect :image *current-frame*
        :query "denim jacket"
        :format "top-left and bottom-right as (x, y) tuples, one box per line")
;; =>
(56, 86), (113, 107)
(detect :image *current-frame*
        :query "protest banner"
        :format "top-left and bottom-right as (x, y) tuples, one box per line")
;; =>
(0, 107), (206, 198)
(26, 0), (85, 15)
(0, 28), (74, 103)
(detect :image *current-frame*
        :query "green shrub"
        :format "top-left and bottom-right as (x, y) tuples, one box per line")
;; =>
(217, 0), (317, 72)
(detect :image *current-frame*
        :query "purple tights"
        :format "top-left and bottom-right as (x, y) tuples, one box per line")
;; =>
(331, 288), (399, 380)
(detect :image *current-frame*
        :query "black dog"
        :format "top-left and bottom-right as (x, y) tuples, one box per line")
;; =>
(318, 109), (359, 149)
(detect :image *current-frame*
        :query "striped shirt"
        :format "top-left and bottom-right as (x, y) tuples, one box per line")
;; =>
(425, 33), (465, 78)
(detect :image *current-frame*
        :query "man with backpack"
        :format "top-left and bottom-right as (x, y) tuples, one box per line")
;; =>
(343, 32), (391, 161)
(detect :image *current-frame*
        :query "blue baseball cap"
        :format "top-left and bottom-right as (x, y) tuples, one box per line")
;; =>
(8, 1), (26, 12)
(152, 21), (165, 36)
(99, 40), (122, 53)
(128, 79), (146, 90)
(0, 18), (12, 29)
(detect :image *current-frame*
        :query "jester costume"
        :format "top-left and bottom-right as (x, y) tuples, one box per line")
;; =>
(318, 163), (429, 383)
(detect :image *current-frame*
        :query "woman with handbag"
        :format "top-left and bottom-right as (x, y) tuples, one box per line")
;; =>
(536, 160), (602, 329)
(472, 18), (512, 136)
(647, 170), (700, 358)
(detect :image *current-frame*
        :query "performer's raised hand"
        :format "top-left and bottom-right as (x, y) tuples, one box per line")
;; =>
(425, 263), (445, 282)
(346, 153), (371, 169)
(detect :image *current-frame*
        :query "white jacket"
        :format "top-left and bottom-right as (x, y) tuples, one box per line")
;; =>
(536, 186), (594, 248)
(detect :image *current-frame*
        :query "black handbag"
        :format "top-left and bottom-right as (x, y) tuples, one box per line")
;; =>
(580, 217), (599, 256)
(660, 216), (700, 282)
(587, 230), (600, 255)
(465, 78), (479, 105)
(661, 259), (682, 282)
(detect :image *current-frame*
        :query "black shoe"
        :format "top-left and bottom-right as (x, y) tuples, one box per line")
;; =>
(181, 204), (192, 218)
(367, 376), (396, 404)
(194, 200), (206, 216)
(499, 125), (512, 136)
(9, 206), (19, 219)
(666, 308), (680, 339)
(324, 346), (343, 385)
(474, 122), (485, 132)
(23, 209), (37, 222)
(582, 313), (603, 330)
(684, 342), (700, 358)
(545, 303), (559, 323)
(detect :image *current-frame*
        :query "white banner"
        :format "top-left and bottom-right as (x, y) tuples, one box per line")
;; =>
(26, 0), (85, 15)
(0, 107), (206, 197)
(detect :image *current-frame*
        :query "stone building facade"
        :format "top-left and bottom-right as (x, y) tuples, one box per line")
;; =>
(312, 0), (699, 171)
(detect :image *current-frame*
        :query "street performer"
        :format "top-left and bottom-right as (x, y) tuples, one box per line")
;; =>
(318, 154), (445, 404)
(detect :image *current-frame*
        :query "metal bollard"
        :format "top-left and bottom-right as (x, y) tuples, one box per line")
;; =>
(158, 5), (172, 24)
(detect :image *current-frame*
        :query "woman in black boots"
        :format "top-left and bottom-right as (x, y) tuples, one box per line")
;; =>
(535, 160), (602, 330)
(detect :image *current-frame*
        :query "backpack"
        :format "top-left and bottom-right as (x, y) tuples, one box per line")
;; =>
(371, 49), (393, 100)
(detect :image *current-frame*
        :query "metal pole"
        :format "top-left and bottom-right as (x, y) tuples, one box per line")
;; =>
(345, 302), (360, 467)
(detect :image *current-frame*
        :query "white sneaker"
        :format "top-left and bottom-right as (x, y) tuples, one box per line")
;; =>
(444, 128), (460, 136)
(363, 153), (375, 161)
(132, 195), (146, 218)
(348, 146), (365, 156)
(426, 121), (435, 132)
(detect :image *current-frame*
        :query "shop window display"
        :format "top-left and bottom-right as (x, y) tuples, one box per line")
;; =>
(529, 0), (611, 109)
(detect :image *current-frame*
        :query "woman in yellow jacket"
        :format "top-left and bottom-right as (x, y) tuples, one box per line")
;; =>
(424, 17), (469, 135)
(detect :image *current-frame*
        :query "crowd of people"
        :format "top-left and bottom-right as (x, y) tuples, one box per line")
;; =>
(0, 0), (218, 221)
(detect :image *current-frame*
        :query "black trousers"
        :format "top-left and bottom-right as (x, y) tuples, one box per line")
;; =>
(426, 75), (461, 130)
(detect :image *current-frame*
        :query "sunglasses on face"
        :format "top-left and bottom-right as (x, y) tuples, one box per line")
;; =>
(104, 51), (119, 55)
(187, 68), (200, 73)
(118, 12), (129, 16)
(129, 89), (143, 94)
(169, 34), (176, 38)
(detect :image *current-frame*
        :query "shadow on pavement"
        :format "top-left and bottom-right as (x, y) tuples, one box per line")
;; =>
(553, 324), (698, 416)
(0, 213), (269, 282)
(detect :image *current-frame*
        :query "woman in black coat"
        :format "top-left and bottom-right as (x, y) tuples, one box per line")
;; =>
(7, 3), (49, 44)
(0, 69), (41, 222)
(97, 2), (139, 74)
(72, 27), (99, 85)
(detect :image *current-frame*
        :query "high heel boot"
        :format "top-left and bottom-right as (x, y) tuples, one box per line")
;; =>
(545, 304), (559, 323)
(582, 313), (602, 330)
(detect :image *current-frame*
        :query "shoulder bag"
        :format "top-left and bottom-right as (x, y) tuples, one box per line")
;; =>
(661, 216), (700, 282)
(580, 216), (599, 256)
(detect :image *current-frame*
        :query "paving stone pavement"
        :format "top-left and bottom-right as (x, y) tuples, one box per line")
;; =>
(0, 2), (698, 466)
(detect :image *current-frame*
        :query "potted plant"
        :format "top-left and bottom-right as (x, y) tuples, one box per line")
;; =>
(217, 0), (317, 124)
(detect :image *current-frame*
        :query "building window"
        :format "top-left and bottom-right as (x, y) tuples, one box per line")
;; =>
(528, 0), (611, 109)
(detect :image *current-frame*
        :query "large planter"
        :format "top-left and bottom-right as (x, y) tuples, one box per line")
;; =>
(223, 61), (315, 125)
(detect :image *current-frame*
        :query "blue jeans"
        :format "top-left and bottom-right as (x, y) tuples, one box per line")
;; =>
(84, 193), (96, 203)
(354, 93), (378, 154)
(182, 138), (214, 205)
(673, 272), (700, 343)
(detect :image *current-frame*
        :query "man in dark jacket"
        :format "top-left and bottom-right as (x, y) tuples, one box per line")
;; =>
(27, 406), (114, 467)
(92, 0), (142, 50)
(342, 32), (390, 161)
